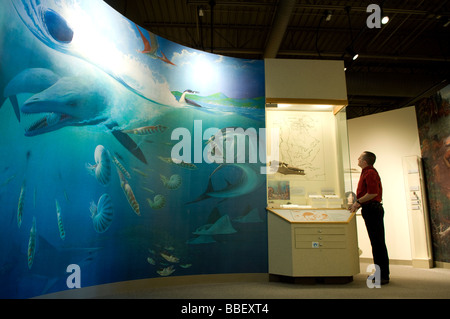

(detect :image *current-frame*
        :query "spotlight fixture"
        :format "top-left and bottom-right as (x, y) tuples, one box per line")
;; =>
(444, 18), (450, 28)
(346, 47), (359, 61)
(380, 6), (389, 25)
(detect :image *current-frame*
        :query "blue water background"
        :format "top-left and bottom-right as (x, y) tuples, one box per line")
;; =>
(0, 93), (267, 299)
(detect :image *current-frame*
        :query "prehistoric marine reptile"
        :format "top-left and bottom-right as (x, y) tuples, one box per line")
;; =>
(10, 68), (147, 164)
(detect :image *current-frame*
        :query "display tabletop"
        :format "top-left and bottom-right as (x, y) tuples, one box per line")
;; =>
(266, 207), (355, 224)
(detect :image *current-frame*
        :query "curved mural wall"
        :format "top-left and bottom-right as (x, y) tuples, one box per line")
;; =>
(0, 0), (267, 298)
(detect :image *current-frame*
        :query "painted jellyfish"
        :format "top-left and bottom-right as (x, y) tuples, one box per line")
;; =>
(147, 194), (166, 209)
(86, 145), (111, 186)
(90, 193), (114, 233)
(160, 174), (182, 190)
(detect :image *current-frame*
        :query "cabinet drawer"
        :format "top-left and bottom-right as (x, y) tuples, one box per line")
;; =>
(294, 227), (345, 235)
(296, 234), (344, 242)
(295, 240), (346, 249)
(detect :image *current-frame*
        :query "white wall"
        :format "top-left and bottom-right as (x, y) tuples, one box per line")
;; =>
(348, 106), (422, 262)
(265, 59), (347, 102)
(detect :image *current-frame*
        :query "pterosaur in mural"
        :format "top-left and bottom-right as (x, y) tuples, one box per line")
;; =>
(135, 23), (175, 66)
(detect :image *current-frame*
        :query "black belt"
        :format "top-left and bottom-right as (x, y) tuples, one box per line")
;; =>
(362, 201), (382, 206)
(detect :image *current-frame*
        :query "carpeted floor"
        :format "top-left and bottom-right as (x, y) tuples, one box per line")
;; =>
(40, 263), (450, 299)
(95, 264), (450, 299)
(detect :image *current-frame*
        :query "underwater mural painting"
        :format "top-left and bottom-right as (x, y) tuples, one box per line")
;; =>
(415, 85), (450, 263)
(0, 0), (267, 298)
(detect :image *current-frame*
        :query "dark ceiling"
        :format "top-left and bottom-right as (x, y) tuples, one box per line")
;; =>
(103, 0), (450, 119)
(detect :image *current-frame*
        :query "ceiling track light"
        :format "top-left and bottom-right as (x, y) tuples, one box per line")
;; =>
(344, 6), (358, 61)
(380, 6), (389, 24)
(346, 47), (359, 61)
(444, 18), (450, 28)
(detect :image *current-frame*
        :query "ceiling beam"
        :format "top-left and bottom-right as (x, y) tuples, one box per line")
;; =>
(264, 0), (296, 58)
(186, 1), (449, 17)
(209, 47), (450, 63)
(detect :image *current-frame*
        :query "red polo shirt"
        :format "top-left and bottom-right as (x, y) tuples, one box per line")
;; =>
(356, 165), (382, 203)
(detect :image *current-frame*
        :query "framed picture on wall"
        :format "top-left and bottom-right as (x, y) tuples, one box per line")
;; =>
(268, 181), (290, 200)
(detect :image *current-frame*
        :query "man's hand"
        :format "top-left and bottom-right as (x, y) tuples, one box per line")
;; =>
(349, 201), (361, 213)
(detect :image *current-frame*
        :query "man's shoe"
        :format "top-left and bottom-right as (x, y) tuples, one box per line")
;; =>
(380, 278), (389, 285)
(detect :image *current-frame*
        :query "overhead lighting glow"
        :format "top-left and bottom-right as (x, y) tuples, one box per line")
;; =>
(381, 16), (389, 24)
(277, 104), (334, 111)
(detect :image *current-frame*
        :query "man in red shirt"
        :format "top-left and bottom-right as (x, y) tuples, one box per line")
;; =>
(350, 151), (390, 284)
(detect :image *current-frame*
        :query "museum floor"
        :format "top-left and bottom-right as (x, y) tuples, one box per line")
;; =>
(39, 262), (450, 299)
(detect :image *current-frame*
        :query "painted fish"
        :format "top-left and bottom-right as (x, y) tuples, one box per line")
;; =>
(158, 156), (197, 170)
(146, 257), (156, 265)
(90, 193), (114, 233)
(27, 217), (37, 269)
(116, 167), (140, 216)
(157, 265), (175, 277)
(85, 145), (111, 186)
(1, 175), (15, 187)
(160, 174), (182, 190)
(17, 182), (25, 228)
(132, 167), (148, 177)
(160, 252), (179, 263)
(180, 264), (192, 269)
(112, 156), (131, 179)
(147, 195), (166, 210)
(64, 190), (69, 202)
(55, 199), (65, 240)
(142, 187), (155, 194)
(122, 124), (167, 135)
(205, 126), (239, 145)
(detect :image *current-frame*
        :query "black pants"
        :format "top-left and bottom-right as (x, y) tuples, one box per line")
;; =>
(361, 202), (390, 280)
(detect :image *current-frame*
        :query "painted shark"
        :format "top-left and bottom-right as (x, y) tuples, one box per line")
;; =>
(3, 68), (59, 122)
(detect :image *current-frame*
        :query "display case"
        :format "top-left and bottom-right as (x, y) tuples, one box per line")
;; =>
(265, 103), (360, 280)
(266, 106), (354, 209)
(264, 59), (357, 281)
